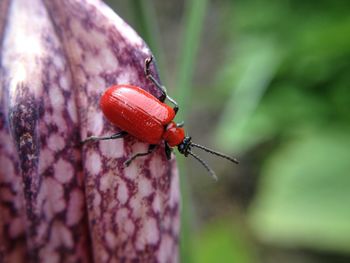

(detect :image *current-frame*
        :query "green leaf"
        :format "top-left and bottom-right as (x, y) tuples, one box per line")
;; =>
(214, 39), (281, 153)
(193, 219), (256, 263)
(249, 129), (350, 253)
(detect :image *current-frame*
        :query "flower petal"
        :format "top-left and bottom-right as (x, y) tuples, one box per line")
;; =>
(43, 0), (180, 261)
(0, 0), (180, 262)
(1, 0), (90, 261)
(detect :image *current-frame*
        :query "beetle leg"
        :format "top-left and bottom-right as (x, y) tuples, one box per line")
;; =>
(165, 142), (173, 160)
(176, 121), (185, 128)
(81, 131), (127, 144)
(124, 144), (157, 166)
(144, 57), (179, 114)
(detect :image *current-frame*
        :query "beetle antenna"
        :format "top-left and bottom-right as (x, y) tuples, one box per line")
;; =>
(187, 150), (218, 181)
(190, 143), (239, 164)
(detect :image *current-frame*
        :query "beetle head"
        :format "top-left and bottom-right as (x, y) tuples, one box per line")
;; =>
(177, 136), (239, 180)
(177, 136), (192, 156)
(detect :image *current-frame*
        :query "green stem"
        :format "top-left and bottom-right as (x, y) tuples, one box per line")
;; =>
(175, 0), (209, 121)
(128, 0), (165, 77)
(175, 1), (209, 263)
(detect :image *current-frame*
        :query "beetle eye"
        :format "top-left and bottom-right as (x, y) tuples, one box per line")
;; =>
(184, 136), (191, 144)
(177, 143), (185, 153)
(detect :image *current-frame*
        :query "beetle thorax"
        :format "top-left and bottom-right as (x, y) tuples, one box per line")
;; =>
(162, 122), (185, 147)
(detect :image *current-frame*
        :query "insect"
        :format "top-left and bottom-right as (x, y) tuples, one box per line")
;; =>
(82, 56), (238, 180)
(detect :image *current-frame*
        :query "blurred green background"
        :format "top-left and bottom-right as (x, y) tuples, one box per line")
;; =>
(106, 0), (350, 262)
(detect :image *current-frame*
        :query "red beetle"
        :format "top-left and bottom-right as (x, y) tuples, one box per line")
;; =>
(83, 57), (238, 179)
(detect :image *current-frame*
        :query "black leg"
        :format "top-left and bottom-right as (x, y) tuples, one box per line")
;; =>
(165, 142), (173, 160)
(144, 57), (179, 114)
(173, 105), (179, 114)
(177, 121), (185, 128)
(81, 131), (127, 144)
(145, 57), (166, 102)
(124, 144), (157, 166)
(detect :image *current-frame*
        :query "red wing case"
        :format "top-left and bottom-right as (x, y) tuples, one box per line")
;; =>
(100, 85), (176, 144)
